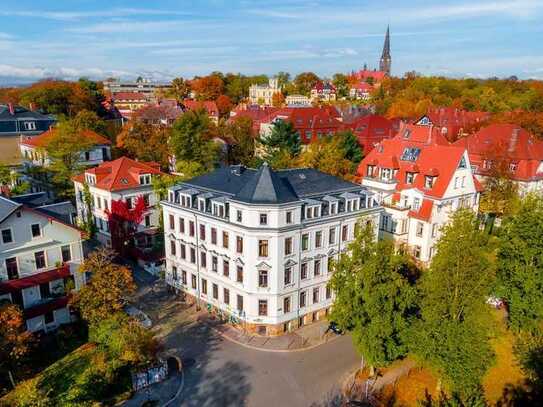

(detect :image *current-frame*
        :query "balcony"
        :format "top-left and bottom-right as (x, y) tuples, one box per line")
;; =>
(23, 295), (70, 320)
(0, 264), (70, 295)
(362, 176), (397, 192)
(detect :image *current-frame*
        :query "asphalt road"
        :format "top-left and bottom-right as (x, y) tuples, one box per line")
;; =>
(172, 323), (360, 407)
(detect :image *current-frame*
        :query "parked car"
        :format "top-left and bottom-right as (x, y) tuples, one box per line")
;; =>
(125, 305), (152, 328)
(143, 260), (165, 276)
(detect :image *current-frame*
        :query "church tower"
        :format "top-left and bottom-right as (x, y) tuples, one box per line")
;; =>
(379, 25), (391, 76)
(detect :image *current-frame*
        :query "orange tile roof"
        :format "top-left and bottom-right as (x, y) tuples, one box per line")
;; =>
(73, 156), (163, 192)
(21, 128), (111, 148)
(409, 199), (434, 222)
(183, 99), (219, 116)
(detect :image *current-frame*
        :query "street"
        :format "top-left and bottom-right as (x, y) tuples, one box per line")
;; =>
(130, 267), (360, 406)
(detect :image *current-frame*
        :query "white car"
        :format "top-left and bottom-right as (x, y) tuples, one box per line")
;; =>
(143, 260), (165, 276)
(125, 305), (152, 328)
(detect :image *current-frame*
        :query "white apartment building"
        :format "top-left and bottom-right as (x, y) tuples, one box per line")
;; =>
(0, 196), (85, 332)
(249, 78), (281, 106)
(358, 124), (482, 263)
(161, 164), (381, 336)
(73, 157), (163, 260)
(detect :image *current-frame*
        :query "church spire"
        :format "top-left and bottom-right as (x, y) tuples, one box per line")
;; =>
(379, 25), (391, 76)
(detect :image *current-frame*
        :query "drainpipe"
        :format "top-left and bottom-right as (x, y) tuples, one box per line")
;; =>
(295, 223), (303, 329)
(194, 212), (201, 311)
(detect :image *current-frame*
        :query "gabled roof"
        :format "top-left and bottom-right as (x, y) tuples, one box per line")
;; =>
(20, 128), (111, 148)
(112, 92), (148, 101)
(358, 137), (468, 199)
(394, 123), (450, 146)
(73, 156), (163, 192)
(352, 70), (387, 82)
(0, 104), (55, 121)
(312, 82), (336, 92)
(0, 195), (22, 224)
(346, 114), (396, 154)
(454, 124), (543, 181)
(183, 99), (219, 116)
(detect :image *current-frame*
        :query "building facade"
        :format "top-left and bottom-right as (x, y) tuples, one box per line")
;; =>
(0, 196), (85, 332)
(73, 157), (163, 260)
(358, 125), (482, 263)
(161, 164), (381, 336)
(249, 78), (281, 106)
(310, 82), (337, 102)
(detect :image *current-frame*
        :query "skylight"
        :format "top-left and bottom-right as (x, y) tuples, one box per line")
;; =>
(400, 147), (421, 162)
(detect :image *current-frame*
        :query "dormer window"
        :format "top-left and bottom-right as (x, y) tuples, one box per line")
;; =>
(139, 174), (151, 185)
(330, 203), (337, 214)
(424, 176), (435, 189)
(85, 174), (96, 185)
(198, 198), (206, 212)
(405, 172), (415, 184)
(381, 168), (392, 181)
(413, 198), (421, 211)
(509, 162), (518, 172)
(367, 165), (375, 177)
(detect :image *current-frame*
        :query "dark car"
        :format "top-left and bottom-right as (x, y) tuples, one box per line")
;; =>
(326, 321), (344, 335)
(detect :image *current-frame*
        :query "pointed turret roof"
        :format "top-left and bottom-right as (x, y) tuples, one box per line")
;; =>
(235, 162), (298, 204)
(381, 25), (390, 59)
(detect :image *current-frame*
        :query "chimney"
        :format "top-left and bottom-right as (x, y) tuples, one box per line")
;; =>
(8, 103), (14, 115)
(509, 128), (520, 153)
(427, 124), (434, 145)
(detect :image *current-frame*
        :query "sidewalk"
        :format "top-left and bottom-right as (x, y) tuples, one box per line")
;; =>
(199, 314), (340, 352)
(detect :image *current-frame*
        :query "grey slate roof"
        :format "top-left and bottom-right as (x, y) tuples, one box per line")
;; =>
(34, 202), (77, 225)
(0, 195), (22, 224)
(181, 164), (362, 205)
(11, 192), (50, 207)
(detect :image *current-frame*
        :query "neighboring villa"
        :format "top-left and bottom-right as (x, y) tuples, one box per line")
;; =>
(345, 114), (399, 155)
(161, 163), (381, 335)
(310, 82), (337, 102)
(416, 107), (490, 142)
(0, 104), (56, 166)
(182, 100), (220, 124)
(0, 195), (86, 332)
(111, 92), (149, 119)
(19, 128), (111, 199)
(72, 157), (164, 264)
(358, 124), (482, 263)
(248, 78), (281, 106)
(455, 124), (543, 194)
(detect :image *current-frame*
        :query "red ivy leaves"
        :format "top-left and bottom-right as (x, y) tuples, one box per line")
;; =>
(105, 196), (148, 254)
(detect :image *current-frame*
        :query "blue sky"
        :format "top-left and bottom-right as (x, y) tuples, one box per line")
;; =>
(0, 0), (542, 83)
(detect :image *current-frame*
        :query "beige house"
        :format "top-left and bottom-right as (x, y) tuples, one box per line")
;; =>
(249, 78), (280, 106)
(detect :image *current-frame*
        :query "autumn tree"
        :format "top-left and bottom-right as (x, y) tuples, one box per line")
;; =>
(332, 73), (350, 98)
(169, 77), (192, 101)
(116, 120), (170, 169)
(496, 194), (543, 334)
(0, 303), (33, 385)
(297, 136), (355, 180)
(223, 116), (256, 166)
(216, 94), (233, 118)
(170, 109), (221, 171)
(192, 74), (224, 100)
(329, 222), (417, 373)
(294, 72), (320, 95)
(409, 210), (495, 399)
(72, 109), (107, 135)
(72, 248), (136, 325)
(272, 92), (285, 107)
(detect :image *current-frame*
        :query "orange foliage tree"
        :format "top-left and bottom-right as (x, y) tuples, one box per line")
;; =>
(191, 74), (224, 101)
(116, 119), (170, 169)
(272, 92), (285, 107)
(72, 248), (136, 325)
(0, 303), (33, 378)
(216, 94), (233, 118)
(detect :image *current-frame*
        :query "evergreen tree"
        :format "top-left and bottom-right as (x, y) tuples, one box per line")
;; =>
(329, 222), (417, 371)
(260, 120), (301, 167)
(337, 130), (363, 164)
(409, 210), (495, 399)
(496, 194), (543, 333)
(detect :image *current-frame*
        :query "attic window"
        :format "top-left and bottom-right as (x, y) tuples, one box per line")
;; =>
(139, 174), (151, 185)
(458, 156), (467, 169)
(405, 172), (415, 184)
(424, 176), (435, 189)
(509, 162), (518, 172)
(299, 173), (306, 180)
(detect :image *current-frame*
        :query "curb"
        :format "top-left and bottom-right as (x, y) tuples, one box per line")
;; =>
(161, 369), (185, 407)
(207, 323), (343, 353)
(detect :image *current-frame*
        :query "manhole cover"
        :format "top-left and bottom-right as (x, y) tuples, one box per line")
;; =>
(182, 358), (196, 369)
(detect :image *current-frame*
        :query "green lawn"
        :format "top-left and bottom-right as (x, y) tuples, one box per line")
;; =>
(1, 343), (132, 407)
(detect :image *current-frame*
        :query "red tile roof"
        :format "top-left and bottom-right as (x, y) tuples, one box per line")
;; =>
(345, 115), (396, 154)
(73, 156), (163, 192)
(358, 136), (469, 199)
(418, 107), (490, 142)
(0, 264), (70, 295)
(268, 107), (343, 143)
(409, 199), (434, 222)
(351, 82), (374, 91)
(395, 123), (450, 146)
(312, 82), (336, 92)
(353, 70), (387, 82)
(21, 128), (111, 148)
(454, 124), (543, 182)
(112, 92), (148, 101)
(183, 99), (219, 116)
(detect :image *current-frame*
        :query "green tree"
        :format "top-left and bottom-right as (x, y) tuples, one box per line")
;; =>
(72, 249), (136, 325)
(45, 120), (95, 200)
(224, 116), (256, 166)
(332, 73), (349, 98)
(72, 109), (107, 135)
(337, 130), (363, 164)
(329, 222), (417, 372)
(496, 194), (543, 333)
(409, 210), (495, 399)
(170, 109), (220, 170)
(276, 72), (291, 88)
(294, 72), (320, 95)
(260, 119), (301, 165)
(169, 77), (192, 101)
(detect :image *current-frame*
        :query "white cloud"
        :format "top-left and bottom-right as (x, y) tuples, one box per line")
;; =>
(0, 8), (190, 21)
(0, 64), (133, 80)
